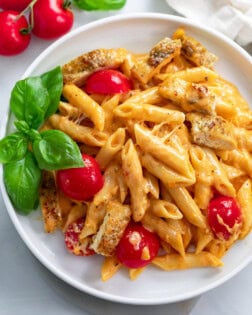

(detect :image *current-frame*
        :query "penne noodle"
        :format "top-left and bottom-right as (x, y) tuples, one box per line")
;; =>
(135, 124), (194, 179)
(123, 86), (163, 105)
(49, 114), (108, 146)
(237, 179), (252, 239)
(121, 139), (149, 221)
(150, 199), (183, 220)
(168, 187), (206, 229)
(58, 101), (81, 119)
(96, 128), (126, 170)
(114, 103), (185, 125)
(63, 83), (105, 131)
(129, 267), (146, 280)
(101, 256), (122, 282)
(152, 252), (223, 271)
(141, 211), (185, 257)
(141, 152), (195, 188)
(143, 169), (160, 199)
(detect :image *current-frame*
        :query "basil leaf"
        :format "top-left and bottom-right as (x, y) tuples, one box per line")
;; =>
(15, 120), (30, 134)
(32, 129), (84, 171)
(0, 132), (28, 163)
(10, 76), (50, 129)
(41, 66), (63, 119)
(3, 151), (42, 214)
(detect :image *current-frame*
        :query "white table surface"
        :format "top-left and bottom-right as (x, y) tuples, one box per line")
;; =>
(0, 1), (252, 314)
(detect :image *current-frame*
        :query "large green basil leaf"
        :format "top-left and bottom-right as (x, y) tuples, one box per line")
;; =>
(3, 151), (42, 214)
(10, 76), (50, 129)
(32, 129), (84, 171)
(0, 132), (28, 163)
(41, 66), (63, 119)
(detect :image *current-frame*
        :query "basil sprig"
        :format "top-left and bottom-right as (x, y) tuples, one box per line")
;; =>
(0, 67), (84, 214)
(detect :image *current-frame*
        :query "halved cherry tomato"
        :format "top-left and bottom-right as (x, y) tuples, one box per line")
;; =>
(116, 221), (160, 268)
(64, 217), (95, 256)
(0, 0), (31, 11)
(31, 0), (73, 40)
(56, 153), (104, 201)
(0, 11), (31, 56)
(85, 69), (132, 94)
(208, 195), (242, 240)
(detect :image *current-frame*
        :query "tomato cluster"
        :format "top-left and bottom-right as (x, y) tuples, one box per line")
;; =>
(0, 0), (74, 56)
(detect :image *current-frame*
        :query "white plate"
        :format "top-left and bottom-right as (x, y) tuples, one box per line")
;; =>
(1, 13), (252, 305)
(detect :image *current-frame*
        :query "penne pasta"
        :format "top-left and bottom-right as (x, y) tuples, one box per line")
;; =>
(237, 179), (252, 239)
(150, 199), (183, 220)
(141, 211), (185, 257)
(49, 114), (108, 146)
(152, 252), (223, 271)
(121, 139), (149, 221)
(96, 128), (126, 170)
(167, 187), (206, 229)
(141, 152), (195, 188)
(114, 102), (185, 125)
(63, 83), (105, 131)
(101, 256), (122, 282)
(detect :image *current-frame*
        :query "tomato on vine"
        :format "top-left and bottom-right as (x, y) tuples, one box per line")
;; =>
(0, 11), (31, 56)
(31, 0), (74, 40)
(0, 0), (31, 11)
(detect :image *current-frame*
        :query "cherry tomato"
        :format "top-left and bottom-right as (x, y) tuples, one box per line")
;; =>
(56, 153), (104, 201)
(85, 69), (132, 94)
(208, 195), (242, 240)
(0, 0), (31, 11)
(31, 0), (73, 40)
(64, 217), (95, 256)
(0, 11), (31, 56)
(116, 221), (160, 268)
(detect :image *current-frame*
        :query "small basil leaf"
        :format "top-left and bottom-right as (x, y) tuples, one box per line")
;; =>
(0, 132), (28, 163)
(41, 66), (63, 119)
(10, 76), (50, 129)
(27, 129), (41, 142)
(3, 151), (42, 214)
(32, 129), (84, 171)
(15, 120), (30, 134)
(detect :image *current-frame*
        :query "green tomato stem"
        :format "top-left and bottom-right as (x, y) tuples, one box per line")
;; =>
(64, 0), (72, 9)
(15, 0), (38, 34)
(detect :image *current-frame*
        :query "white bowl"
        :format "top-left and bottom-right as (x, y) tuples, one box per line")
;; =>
(1, 13), (252, 305)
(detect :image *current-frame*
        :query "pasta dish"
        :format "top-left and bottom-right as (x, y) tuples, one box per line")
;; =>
(38, 28), (252, 281)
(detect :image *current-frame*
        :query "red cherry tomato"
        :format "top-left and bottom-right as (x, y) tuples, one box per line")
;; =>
(85, 69), (132, 94)
(0, 11), (31, 56)
(31, 0), (73, 40)
(64, 217), (95, 256)
(208, 195), (242, 240)
(116, 222), (160, 268)
(0, 0), (31, 11)
(56, 153), (104, 201)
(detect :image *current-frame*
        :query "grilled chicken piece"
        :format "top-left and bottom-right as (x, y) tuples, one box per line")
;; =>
(173, 28), (217, 68)
(159, 77), (215, 114)
(132, 38), (181, 84)
(62, 48), (128, 87)
(90, 200), (131, 256)
(148, 37), (181, 67)
(39, 171), (62, 233)
(186, 112), (237, 150)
